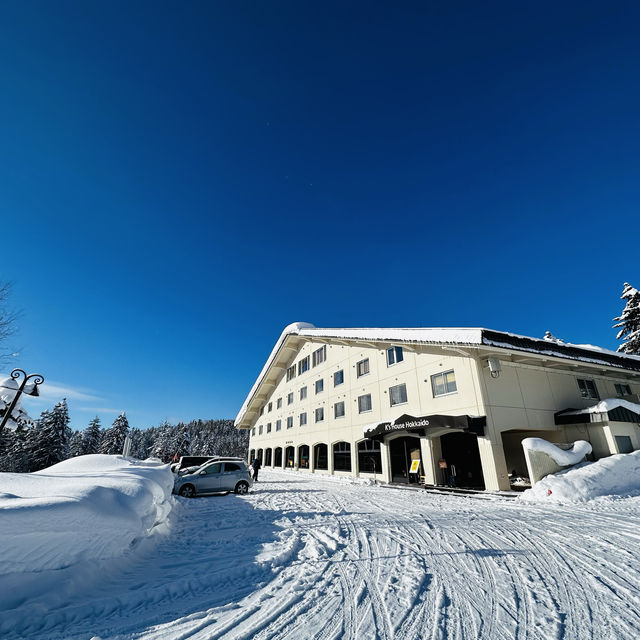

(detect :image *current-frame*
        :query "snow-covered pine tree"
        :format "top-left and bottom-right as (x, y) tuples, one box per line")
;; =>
(28, 399), (71, 471)
(613, 282), (640, 354)
(69, 430), (85, 457)
(83, 416), (102, 455)
(99, 412), (130, 455)
(9, 424), (30, 472)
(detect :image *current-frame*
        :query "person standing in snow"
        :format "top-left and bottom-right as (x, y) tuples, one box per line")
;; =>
(251, 457), (261, 482)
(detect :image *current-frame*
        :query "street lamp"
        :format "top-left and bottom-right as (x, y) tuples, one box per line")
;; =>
(0, 368), (45, 435)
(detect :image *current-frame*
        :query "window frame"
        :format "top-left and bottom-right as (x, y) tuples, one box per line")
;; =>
(334, 369), (344, 386)
(299, 412), (307, 426)
(315, 378), (324, 394)
(287, 392), (294, 405)
(312, 345), (327, 367)
(315, 407), (325, 422)
(389, 383), (408, 406)
(286, 416), (294, 429)
(298, 356), (310, 375)
(300, 386), (307, 401)
(358, 393), (372, 413)
(356, 358), (370, 378)
(577, 378), (599, 400)
(334, 401), (345, 418)
(431, 370), (458, 397)
(387, 346), (404, 367)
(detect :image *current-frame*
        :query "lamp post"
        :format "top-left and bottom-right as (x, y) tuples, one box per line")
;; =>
(0, 368), (45, 435)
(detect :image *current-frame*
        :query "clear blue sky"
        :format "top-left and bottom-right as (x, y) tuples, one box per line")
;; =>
(0, 1), (638, 429)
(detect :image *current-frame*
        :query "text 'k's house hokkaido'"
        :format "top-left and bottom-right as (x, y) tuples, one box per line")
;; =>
(234, 323), (640, 491)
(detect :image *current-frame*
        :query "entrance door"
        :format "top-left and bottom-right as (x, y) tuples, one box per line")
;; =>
(439, 432), (485, 489)
(390, 436), (423, 484)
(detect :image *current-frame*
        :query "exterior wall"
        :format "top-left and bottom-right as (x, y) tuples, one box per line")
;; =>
(247, 340), (485, 484)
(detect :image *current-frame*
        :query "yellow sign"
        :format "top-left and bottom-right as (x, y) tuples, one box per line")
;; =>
(409, 459), (421, 474)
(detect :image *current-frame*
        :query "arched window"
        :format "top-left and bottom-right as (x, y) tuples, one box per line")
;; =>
(333, 441), (352, 472)
(264, 448), (272, 466)
(285, 446), (295, 468)
(274, 447), (283, 467)
(298, 445), (310, 468)
(358, 439), (381, 474)
(250, 449), (255, 462)
(314, 443), (328, 470)
(257, 449), (263, 464)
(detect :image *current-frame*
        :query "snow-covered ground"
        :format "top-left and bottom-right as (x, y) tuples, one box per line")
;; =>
(2, 466), (640, 639)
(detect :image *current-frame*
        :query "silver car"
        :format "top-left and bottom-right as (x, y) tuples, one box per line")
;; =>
(173, 459), (253, 497)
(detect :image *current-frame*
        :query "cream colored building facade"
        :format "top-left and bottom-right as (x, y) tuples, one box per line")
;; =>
(234, 324), (640, 491)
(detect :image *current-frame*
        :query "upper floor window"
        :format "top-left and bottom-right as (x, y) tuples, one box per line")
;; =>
(387, 346), (404, 366)
(358, 394), (372, 413)
(334, 401), (345, 418)
(334, 369), (344, 386)
(389, 383), (408, 406)
(312, 345), (327, 367)
(300, 386), (307, 400)
(315, 379), (324, 394)
(287, 416), (294, 429)
(258, 425), (263, 435)
(578, 379), (599, 400)
(268, 402), (272, 412)
(286, 365), (296, 381)
(266, 422), (272, 433)
(432, 370), (457, 397)
(260, 406), (264, 416)
(276, 419), (282, 431)
(298, 356), (310, 375)
(276, 398), (282, 409)
(300, 412), (307, 426)
(357, 358), (370, 377)
(252, 427), (256, 436)
(615, 383), (632, 397)
(287, 392), (294, 405)
(315, 407), (325, 422)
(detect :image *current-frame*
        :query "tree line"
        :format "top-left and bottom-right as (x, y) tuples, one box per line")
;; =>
(0, 400), (248, 473)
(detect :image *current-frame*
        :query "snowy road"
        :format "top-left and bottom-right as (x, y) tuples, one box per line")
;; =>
(4, 469), (640, 639)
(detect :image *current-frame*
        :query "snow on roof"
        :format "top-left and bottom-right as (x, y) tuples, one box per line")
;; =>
(561, 398), (640, 416)
(234, 323), (640, 427)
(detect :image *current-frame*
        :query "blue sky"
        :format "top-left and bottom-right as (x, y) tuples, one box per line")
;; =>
(0, 1), (638, 429)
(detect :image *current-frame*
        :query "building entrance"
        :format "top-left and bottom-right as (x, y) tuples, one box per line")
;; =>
(389, 436), (423, 484)
(439, 432), (485, 489)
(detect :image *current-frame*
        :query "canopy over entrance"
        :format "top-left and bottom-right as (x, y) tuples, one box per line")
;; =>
(363, 413), (486, 441)
(555, 398), (640, 425)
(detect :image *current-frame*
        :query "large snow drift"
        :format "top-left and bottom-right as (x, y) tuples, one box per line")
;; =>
(522, 437), (592, 466)
(521, 450), (640, 502)
(0, 455), (174, 575)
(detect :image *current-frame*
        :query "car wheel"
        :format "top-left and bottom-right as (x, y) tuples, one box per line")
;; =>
(179, 484), (196, 498)
(235, 481), (249, 495)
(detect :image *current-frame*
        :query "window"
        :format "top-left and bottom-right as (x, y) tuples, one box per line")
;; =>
(260, 406), (264, 416)
(358, 440), (381, 474)
(203, 462), (221, 475)
(277, 398), (282, 409)
(298, 356), (310, 375)
(577, 379), (599, 400)
(315, 379), (324, 394)
(287, 416), (294, 429)
(266, 422), (272, 433)
(258, 425), (263, 435)
(300, 386), (307, 400)
(286, 365), (296, 381)
(315, 407), (324, 422)
(615, 383), (632, 397)
(389, 383), (408, 406)
(252, 427), (256, 436)
(387, 346), (404, 366)
(300, 412), (307, 426)
(615, 435), (633, 454)
(224, 462), (242, 472)
(314, 443), (328, 470)
(268, 402), (272, 412)
(431, 370), (457, 397)
(358, 394), (372, 413)
(287, 392), (294, 405)
(312, 345), (327, 367)
(276, 419), (282, 431)
(334, 369), (344, 386)
(334, 401), (345, 418)
(333, 442), (351, 472)
(356, 358), (370, 377)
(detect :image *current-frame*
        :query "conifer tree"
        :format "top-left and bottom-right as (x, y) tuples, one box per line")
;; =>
(100, 412), (130, 455)
(69, 431), (85, 457)
(83, 417), (102, 455)
(613, 282), (640, 355)
(28, 399), (70, 471)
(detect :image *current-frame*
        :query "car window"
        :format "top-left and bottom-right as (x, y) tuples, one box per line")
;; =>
(224, 463), (242, 472)
(203, 463), (221, 475)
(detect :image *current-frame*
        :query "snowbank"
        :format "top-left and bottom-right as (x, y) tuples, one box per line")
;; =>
(0, 455), (174, 575)
(520, 450), (640, 502)
(522, 437), (592, 466)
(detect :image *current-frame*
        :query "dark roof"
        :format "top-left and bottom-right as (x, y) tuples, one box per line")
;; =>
(555, 405), (640, 425)
(482, 330), (640, 373)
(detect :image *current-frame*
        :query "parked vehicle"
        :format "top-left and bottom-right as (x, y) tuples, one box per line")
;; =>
(173, 458), (253, 497)
(170, 456), (216, 473)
